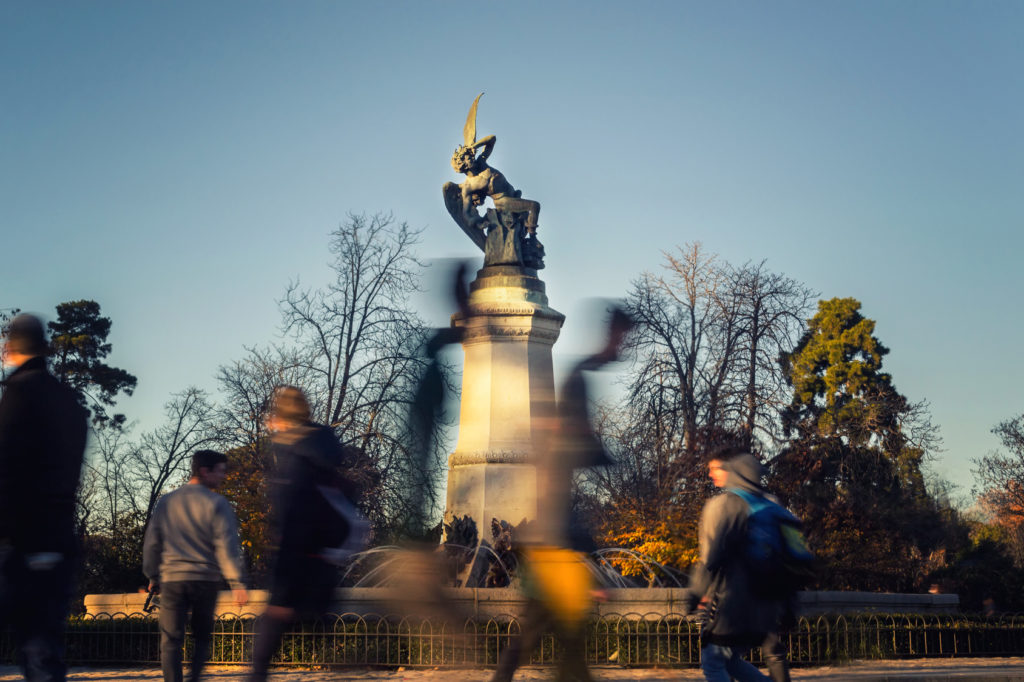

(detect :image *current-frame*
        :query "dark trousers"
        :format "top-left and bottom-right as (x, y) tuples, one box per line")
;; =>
(158, 580), (220, 682)
(491, 597), (592, 682)
(0, 547), (73, 682)
(762, 631), (791, 682)
(248, 554), (336, 681)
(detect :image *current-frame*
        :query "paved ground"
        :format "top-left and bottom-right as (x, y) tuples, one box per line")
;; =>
(4, 659), (1024, 681)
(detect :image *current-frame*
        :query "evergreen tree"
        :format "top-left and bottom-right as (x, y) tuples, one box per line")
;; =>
(775, 297), (942, 590)
(48, 300), (137, 427)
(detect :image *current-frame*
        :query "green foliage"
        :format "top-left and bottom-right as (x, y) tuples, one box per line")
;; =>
(774, 297), (948, 591)
(933, 522), (1024, 611)
(78, 511), (148, 602)
(782, 297), (897, 445)
(219, 443), (273, 586)
(48, 300), (137, 427)
(974, 414), (1024, 566)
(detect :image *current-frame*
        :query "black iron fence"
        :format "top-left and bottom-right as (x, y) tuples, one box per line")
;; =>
(4, 612), (1024, 668)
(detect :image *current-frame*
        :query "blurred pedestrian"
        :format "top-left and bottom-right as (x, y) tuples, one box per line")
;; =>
(687, 449), (792, 682)
(143, 449), (249, 682)
(248, 386), (368, 682)
(0, 313), (88, 681)
(492, 305), (632, 682)
(704, 455), (797, 682)
(405, 259), (470, 540)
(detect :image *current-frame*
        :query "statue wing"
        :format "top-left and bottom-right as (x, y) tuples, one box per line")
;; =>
(443, 182), (486, 251)
(463, 92), (484, 147)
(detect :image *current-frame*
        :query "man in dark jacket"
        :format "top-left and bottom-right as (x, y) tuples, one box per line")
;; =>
(687, 448), (782, 682)
(0, 314), (88, 681)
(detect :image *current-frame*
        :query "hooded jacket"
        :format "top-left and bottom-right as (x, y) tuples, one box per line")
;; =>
(688, 453), (782, 646)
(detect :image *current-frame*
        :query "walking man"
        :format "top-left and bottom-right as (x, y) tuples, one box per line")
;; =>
(0, 313), (88, 681)
(687, 447), (787, 682)
(143, 449), (248, 682)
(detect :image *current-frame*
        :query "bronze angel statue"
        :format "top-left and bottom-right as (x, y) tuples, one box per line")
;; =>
(443, 94), (544, 269)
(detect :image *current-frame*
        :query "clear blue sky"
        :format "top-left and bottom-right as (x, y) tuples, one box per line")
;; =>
(2, 1), (1021, 496)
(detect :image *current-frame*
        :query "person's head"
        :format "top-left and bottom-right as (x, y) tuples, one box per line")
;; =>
(450, 145), (477, 174)
(707, 457), (729, 488)
(266, 385), (311, 433)
(708, 444), (766, 492)
(707, 443), (761, 488)
(602, 305), (634, 361)
(3, 313), (48, 368)
(190, 449), (228, 489)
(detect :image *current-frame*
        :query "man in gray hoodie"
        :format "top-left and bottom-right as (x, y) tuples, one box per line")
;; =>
(143, 450), (248, 682)
(687, 448), (786, 682)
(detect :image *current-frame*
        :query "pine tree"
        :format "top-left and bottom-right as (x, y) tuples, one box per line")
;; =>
(775, 298), (942, 590)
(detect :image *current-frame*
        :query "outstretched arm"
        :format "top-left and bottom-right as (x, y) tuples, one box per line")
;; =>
(473, 135), (496, 161)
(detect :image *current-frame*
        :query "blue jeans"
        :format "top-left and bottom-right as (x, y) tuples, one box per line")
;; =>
(701, 643), (771, 682)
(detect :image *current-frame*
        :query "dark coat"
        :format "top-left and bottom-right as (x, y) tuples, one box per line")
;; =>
(265, 422), (355, 612)
(0, 356), (88, 554)
(687, 454), (782, 646)
(268, 423), (346, 553)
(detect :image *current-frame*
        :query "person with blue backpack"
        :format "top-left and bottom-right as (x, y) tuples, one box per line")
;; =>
(685, 447), (813, 682)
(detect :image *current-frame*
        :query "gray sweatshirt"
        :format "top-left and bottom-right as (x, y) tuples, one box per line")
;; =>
(142, 484), (246, 589)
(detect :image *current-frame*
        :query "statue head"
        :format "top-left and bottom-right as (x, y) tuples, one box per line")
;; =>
(451, 144), (477, 174)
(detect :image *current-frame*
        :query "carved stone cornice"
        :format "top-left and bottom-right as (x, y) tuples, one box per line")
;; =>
(449, 450), (535, 467)
(454, 304), (565, 321)
(461, 325), (561, 344)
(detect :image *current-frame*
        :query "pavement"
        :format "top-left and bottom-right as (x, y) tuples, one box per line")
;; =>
(4, 659), (1024, 681)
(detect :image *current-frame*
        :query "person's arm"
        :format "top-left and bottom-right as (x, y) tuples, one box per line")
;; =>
(142, 498), (164, 591)
(0, 384), (28, 541)
(212, 496), (248, 605)
(700, 494), (743, 575)
(473, 135), (496, 161)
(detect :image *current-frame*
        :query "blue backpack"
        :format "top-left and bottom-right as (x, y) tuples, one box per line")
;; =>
(728, 488), (815, 598)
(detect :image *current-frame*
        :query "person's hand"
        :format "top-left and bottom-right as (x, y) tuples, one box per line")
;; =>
(590, 588), (609, 603)
(25, 552), (61, 571)
(265, 604), (295, 621)
(233, 588), (249, 607)
(148, 580), (160, 595)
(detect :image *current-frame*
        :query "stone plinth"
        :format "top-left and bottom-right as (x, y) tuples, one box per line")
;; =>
(444, 265), (564, 538)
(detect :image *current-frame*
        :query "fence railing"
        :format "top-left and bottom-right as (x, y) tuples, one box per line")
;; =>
(4, 612), (1024, 667)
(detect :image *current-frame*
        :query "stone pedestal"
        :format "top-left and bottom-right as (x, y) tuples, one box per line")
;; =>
(444, 265), (564, 539)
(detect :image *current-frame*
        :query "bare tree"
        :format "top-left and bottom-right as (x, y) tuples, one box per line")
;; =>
(127, 387), (222, 527)
(81, 423), (137, 534)
(975, 416), (1024, 535)
(624, 247), (816, 455)
(625, 243), (733, 457)
(729, 260), (816, 448)
(580, 245), (817, 571)
(0, 307), (21, 381)
(222, 212), (444, 537)
(217, 345), (312, 464)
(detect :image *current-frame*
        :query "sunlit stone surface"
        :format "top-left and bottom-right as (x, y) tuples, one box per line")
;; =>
(444, 265), (564, 536)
